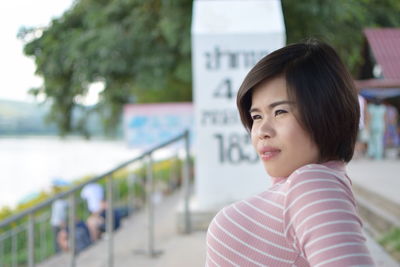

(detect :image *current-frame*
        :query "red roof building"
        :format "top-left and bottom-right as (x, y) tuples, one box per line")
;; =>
(355, 28), (400, 107)
(364, 28), (400, 79)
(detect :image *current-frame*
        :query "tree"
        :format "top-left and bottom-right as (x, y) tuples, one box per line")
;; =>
(19, 0), (400, 136)
(282, 0), (400, 75)
(20, 0), (193, 136)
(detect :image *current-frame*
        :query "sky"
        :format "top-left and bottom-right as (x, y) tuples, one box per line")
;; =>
(0, 0), (75, 102)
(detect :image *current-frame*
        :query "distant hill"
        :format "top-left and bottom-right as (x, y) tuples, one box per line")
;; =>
(0, 99), (57, 135)
(0, 99), (121, 137)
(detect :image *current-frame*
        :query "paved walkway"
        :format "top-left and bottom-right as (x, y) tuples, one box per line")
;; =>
(39, 191), (206, 267)
(347, 158), (400, 206)
(39, 159), (399, 267)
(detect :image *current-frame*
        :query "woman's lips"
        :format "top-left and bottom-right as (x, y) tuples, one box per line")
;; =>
(259, 147), (281, 160)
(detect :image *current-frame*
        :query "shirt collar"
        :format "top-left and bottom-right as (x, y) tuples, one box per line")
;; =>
(269, 160), (347, 185)
(321, 160), (346, 172)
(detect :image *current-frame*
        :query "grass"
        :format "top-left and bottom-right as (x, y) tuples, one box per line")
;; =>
(379, 227), (400, 261)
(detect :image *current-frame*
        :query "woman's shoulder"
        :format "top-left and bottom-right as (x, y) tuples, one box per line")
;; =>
(286, 161), (350, 188)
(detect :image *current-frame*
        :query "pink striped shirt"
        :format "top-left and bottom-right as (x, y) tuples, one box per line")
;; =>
(206, 161), (375, 266)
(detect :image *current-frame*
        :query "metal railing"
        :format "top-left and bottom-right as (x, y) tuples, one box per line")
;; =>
(0, 130), (191, 267)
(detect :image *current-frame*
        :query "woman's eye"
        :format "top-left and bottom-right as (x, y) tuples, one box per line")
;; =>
(251, 114), (261, 120)
(274, 109), (287, 116)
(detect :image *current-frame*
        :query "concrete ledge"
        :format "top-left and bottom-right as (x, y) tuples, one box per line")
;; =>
(353, 183), (400, 219)
(175, 197), (221, 233)
(353, 181), (400, 240)
(356, 194), (400, 236)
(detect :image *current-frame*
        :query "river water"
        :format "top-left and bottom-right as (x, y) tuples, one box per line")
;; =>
(0, 136), (142, 208)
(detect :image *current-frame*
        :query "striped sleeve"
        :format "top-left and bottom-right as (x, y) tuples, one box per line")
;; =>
(283, 168), (375, 266)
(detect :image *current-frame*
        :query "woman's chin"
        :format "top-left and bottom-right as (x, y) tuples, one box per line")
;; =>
(263, 163), (292, 178)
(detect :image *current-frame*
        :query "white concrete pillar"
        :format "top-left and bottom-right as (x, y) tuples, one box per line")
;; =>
(191, 0), (286, 211)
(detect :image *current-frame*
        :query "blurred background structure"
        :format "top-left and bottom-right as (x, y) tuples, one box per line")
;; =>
(1, 0), (400, 266)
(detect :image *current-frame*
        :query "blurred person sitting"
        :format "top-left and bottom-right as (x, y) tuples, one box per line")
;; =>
(81, 182), (127, 241)
(86, 199), (125, 241)
(80, 183), (104, 241)
(57, 220), (92, 254)
(81, 182), (104, 214)
(98, 201), (123, 233)
(50, 178), (69, 253)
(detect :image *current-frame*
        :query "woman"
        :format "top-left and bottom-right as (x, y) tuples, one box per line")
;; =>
(205, 40), (375, 266)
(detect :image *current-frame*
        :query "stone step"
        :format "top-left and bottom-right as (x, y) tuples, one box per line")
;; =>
(353, 183), (400, 221)
(353, 183), (400, 238)
(353, 183), (400, 264)
(356, 194), (400, 237)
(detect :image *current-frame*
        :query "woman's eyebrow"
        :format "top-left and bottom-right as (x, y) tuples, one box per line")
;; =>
(268, 100), (294, 109)
(249, 100), (294, 113)
(249, 107), (260, 113)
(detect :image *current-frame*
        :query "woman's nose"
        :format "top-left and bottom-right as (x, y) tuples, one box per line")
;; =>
(257, 119), (275, 139)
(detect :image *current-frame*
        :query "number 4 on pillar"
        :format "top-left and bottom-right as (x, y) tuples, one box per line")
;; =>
(213, 78), (234, 100)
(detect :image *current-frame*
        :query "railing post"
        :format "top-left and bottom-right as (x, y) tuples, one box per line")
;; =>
(127, 173), (136, 215)
(40, 216), (46, 261)
(27, 214), (35, 267)
(11, 228), (18, 267)
(170, 151), (179, 192)
(0, 235), (4, 267)
(182, 130), (191, 234)
(106, 175), (114, 267)
(146, 153), (155, 256)
(68, 195), (76, 267)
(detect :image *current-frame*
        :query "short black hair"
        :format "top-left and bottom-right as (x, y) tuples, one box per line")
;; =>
(237, 39), (359, 163)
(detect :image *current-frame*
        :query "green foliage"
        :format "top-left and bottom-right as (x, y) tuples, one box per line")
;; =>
(0, 206), (13, 224)
(282, 0), (400, 75)
(20, 0), (193, 136)
(16, 192), (51, 212)
(0, 214), (56, 266)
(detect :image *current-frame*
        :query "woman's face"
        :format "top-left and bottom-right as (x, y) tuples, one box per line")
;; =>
(250, 77), (319, 177)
